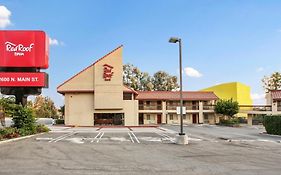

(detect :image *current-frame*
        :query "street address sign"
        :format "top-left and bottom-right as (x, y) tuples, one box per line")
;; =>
(0, 72), (48, 87)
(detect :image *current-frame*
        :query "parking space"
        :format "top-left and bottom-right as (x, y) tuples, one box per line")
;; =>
(35, 127), (179, 145)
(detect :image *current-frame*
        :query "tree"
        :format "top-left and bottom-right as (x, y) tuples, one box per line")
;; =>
(0, 96), (16, 127)
(262, 72), (281, 92)
(32, 96), (58, 118)
(123, 64), (179, 91)
(152, 71), (179, 91)
(214, 99), (239, 118)
(123, 64), (154, 91)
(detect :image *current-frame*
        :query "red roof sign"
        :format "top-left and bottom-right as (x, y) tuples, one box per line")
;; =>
(0, 30), (49, 69)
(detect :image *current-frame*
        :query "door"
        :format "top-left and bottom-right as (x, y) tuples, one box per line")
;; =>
(157, 114), (162, 124)
(139, 114), (144, 125)
(192, 114), (197, 124)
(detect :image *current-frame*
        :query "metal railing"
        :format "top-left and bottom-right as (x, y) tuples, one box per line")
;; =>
(139, 105), (162, 110)
(203, 105), (215, 110)
(166, 105), (199, 110)
(239, 105), (272, 112)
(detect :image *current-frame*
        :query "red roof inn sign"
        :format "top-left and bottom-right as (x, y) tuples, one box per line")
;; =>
(0, 30), (49, 104)
(0, 31), (49, 68)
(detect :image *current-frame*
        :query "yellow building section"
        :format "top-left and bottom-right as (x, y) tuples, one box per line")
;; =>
(201, 82), (253, 117)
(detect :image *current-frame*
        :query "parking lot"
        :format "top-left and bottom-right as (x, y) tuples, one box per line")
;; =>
(36, 127), (178, 144)
(1, 125), (281, 175)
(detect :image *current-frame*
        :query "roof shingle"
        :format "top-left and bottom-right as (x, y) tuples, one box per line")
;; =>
(136, 91), (218, 101)
(272, 90), (281, 100)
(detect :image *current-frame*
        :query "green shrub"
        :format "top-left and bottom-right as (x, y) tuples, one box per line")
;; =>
(0, 127), (19, 139)
(17, 126), (36, 136)
(55, 119), (65, 125)
(263, 115), (281, 135)
(219, 118), (239, 126)
(12, 105), (36, 129)
(36, 124), (50, 133)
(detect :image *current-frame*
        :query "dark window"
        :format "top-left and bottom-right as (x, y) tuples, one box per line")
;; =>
(123, 93), (132, 100)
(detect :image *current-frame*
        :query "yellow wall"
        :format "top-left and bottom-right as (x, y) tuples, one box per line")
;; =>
(202, 82), (253, 117)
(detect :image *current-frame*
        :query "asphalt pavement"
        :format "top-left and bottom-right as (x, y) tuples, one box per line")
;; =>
(0, 125), (280, 175)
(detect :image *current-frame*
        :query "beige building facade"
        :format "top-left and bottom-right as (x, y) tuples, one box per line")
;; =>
(57, 46), (219, 126)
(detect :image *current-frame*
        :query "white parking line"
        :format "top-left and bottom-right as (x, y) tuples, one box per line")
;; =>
(49, 132), (76, 143)
(91, 132), (102, 143)
(128, 132), (134, 143)
(155, 132), (175, 143)
(96, 132), (104, 143)
(130, 131), (140, 143)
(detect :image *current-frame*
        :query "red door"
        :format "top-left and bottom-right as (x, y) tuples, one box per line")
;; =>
(192, 114), (197, 124)
(157, 114), (162, 124)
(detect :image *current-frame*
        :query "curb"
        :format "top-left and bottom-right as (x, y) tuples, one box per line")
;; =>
(259, 132), (281, 138)
(0, 132), (45, 145)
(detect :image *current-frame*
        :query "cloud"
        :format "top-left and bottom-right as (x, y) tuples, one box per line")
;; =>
(184, 67), (202, 78)
(0, 5), (12, 28)
(251, 93), (265, 100)
(49, 37), (64, 46)
(256, 67), (264, 72)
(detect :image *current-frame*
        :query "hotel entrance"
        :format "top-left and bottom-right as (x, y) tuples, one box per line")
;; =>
(94, 113), (124, 125)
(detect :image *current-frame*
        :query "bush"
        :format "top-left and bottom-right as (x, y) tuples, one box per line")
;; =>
(36, 124), (50, 133)
(263, 115), (281, 135)
(0, 127), (19, 139)
(12, 105), (36, 129)
(55, 119), (65, 125)
(219, 118), (239, 126)
(17, 126), (36, 136)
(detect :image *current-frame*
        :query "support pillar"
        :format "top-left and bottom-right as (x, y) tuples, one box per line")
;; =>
(247, 114), (253, 126)
(199, 101), (203, 124)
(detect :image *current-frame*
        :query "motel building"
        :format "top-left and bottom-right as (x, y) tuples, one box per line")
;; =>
(57, 46), (219, 126)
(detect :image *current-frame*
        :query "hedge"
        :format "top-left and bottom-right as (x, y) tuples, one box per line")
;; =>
(263, 115), (281, 135)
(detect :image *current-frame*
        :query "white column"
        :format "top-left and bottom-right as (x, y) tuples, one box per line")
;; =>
(162, 101), (166, 124)
(199, 101), (204, 124)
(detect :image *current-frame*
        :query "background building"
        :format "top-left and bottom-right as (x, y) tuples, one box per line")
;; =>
(202, 82), (253, 117)
(57, 46), (219, 126)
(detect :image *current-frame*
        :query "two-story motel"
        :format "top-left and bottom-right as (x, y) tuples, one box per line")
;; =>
(57, 46), (219, 126)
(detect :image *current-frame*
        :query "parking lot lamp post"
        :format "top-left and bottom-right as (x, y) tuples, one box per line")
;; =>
(169, 37), (188, 144)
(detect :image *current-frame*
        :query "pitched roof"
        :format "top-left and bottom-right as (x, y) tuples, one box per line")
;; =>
(136, 91), (218, 101)
(271, 90), (281, 100)
(57, 45), (123, 90)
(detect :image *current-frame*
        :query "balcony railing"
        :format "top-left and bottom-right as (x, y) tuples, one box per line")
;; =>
(203, 105), (215, 110)
(166, 105), (199, 110)
(139, 105), (162, 110)
(239, 105), (272, 112)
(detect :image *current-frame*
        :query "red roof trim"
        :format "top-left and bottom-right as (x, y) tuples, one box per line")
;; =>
(123, 85), (138, 94)
(57, 85), (138, 95)
(136, 91), (218, 101)
(57, 45), (123, 90)
(58, 90), (95, 94)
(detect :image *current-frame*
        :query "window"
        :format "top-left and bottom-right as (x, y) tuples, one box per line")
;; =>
(183, 114), (186, 120)
(146, 101), (151, 105)
(123, 93), (132, 100)
(170, 114), (173, 120)
(146, 114), (150, 120)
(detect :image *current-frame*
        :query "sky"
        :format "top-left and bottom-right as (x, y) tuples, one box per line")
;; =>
(0, 0), (281, 106)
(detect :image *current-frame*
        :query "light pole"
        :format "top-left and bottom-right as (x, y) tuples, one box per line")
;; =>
(169, 37), (188, 144)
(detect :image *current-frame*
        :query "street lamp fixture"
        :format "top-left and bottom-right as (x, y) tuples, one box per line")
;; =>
(169, 37), (188, 145)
